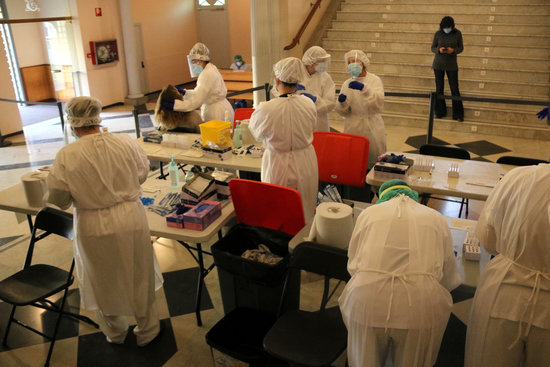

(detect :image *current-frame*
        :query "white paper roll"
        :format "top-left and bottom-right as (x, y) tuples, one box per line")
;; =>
(21, 171), (49, 207)
(308, 202), (354, 249)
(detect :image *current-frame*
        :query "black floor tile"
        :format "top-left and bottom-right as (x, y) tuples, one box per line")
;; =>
(455, 140), (510, 157)
(472, 156), (492, 162)
(405, 135), (450, 149)
(0, 235), (22, 248)
(162, 267), (213, 317)
(77, 318), (177, 367)
(0, 289), (84, 350)
(435, 314), (466, 367)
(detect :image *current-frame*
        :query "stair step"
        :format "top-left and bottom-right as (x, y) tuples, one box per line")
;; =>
(330, 20), (550, 36)
(325, 30), (550, 47)
(322, 39), (550, 58)
(336, 11), (549, 25)
(341, 3), (550, 14)
(326, 50), (550, 72)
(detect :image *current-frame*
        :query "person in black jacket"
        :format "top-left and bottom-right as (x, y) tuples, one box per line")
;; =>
(431, 16), (464, 121)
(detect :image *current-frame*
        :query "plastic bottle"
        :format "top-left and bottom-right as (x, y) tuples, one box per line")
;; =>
(234, 122), (242, 148)
(224, 110), (231, 122)
(169, 155), (180, 189)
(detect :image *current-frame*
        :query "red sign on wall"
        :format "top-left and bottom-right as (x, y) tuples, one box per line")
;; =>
(95, 8), (102, 17)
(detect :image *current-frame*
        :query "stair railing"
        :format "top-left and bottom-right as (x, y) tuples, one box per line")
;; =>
(284, 0), (323, 51)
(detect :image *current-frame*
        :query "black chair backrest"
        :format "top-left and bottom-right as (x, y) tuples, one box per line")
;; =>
(419, 144), (471, 160)
(289, 242), (350, 282)
(33, 207), (74, 241)
(496, 155), (548, 166)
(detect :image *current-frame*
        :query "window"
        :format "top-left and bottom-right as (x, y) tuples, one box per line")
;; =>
(198, 0), (225, 7)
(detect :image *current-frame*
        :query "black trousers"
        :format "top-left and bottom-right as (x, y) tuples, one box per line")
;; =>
(434, 69), (464, 120)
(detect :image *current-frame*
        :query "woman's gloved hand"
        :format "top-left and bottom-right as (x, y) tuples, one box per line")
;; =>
(536, 106), (549, 121)
(295, 84), (306, 92)
(349, 81), (364, 91)
(302, 93), (317, 103)
(338, 94), (347, 103)
(161, 100), (175, 110)
(175, 86), (186, 96)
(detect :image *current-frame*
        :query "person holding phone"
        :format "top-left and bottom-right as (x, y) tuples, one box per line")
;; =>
(431, 16), (464, 121)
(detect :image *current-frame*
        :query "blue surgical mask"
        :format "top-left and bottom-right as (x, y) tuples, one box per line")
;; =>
(315, 62), (328, 73)
(236, 61), (243, 67)
(70, 127), (78, 140)
(191, 64), (204, 75)
(348, 62), (362, 77)
(443, 28), (452, 34)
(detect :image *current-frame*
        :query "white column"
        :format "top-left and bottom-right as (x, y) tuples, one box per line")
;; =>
(119, 0), (143, 99)
(250, 0), (281, 106)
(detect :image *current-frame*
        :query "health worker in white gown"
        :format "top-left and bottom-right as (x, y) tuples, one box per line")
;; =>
(161, 42), (234, 123)
(47, 97), (163, 346)
(300, 46), (336, 132)
(335, 50), (386, 169)
(249, 57), (319, 220)
(465, 163), (550, 367)
(339, 179), (461, 367)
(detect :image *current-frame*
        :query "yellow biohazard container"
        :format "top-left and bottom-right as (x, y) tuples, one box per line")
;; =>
(199, 120), (232, 147)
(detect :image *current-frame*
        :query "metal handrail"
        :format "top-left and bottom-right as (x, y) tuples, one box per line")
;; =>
(284, 0), (323, 51)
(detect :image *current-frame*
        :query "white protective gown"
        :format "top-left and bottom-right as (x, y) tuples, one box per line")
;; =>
(301, 71), (336, 132)
(466, 164), (550, 367)
(174, 63), (234, 122)
(47, 132), (163, 317)
(249, 94), (319, 220)
(339, 195), (461, 367)
(335, 73), (386, 169)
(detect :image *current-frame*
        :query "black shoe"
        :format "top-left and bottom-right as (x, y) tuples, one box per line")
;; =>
(436, 115), (446, 119)
(454, 117), (464, 122)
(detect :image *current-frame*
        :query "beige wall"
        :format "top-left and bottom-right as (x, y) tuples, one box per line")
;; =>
(132, 0), (198, 92)
(280, 0), (330, 59)
(72, 0), (127, 105)
(0, 46), (23, 135)
(11, 23), (49, 67)
(227, 0), (252, 67)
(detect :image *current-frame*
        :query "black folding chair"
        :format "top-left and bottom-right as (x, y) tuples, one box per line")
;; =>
(419, 144), (471, 218)
(0, 207), (98, 367)
(496, 155), (548, 166)
(263, 242), (350, 367)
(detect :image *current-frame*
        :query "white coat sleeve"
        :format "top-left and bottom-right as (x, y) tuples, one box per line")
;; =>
(315, 75), (336, 115)
(131, 139), (150, 184)
(173, 71), (214, 112)
(475, 195), (499, 255)
(334, 81), (352, 117)
(248, 103), (271, 142)
(439, 220), (462, 291)
(46, 155), (73, 210)
(346, 209), (369, 276)
(362, 76), (384, 115)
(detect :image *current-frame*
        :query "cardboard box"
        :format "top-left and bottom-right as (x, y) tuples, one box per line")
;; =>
(210, 171), (235, 200)
(183, 201), (222, 231)
(181, 173), (217, 205)
(165, 213), (185, 228)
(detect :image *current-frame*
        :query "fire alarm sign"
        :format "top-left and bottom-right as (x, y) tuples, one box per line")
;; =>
(95, 8), (102, 16)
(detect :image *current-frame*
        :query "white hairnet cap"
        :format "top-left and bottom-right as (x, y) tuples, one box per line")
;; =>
(302, 46), (331, 66)
(65, 96), (102, 128)
(344, 49), (370, 69)
(273, 57), (309, 84)
(189, 42), (210, 61)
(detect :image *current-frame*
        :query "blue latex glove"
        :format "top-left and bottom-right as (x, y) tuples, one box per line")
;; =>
(348, 81), (364, 91)
(338, 94), (347, 103)
(302, 93), (317, 103)
(161, 100), (174, 110)
(295, 84), (306, 91)
(536, 106), (549, 121)
(175, 86), (186, 96)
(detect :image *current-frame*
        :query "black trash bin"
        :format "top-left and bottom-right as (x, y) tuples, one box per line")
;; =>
(206, 223), (298, 367)
(211, 223), (300, 316)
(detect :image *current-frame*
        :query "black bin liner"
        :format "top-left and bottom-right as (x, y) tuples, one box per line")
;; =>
(212, 223), (293, 286)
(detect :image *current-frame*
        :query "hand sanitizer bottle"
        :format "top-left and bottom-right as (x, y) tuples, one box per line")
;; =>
(169, 155), (180, 189)
(234, 122), (242, 148)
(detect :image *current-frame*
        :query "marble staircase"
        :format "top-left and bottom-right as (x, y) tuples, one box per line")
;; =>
(323, 0), (550, 139)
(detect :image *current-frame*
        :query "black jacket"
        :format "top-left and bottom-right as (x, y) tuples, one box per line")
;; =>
(431, 29), (464, 71)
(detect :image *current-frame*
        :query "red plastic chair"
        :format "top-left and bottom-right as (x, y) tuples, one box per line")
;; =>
(229, 178), (305, 236)
(233, 108), (255, 135)
(312, 132), (369, 187)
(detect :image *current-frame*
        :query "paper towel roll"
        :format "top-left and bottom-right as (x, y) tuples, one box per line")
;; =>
(21, 171), (49, 207)
(308, 202), (354, 249)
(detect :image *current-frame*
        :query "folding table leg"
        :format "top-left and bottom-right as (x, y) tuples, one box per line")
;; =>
(195, 242), (204, 326)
